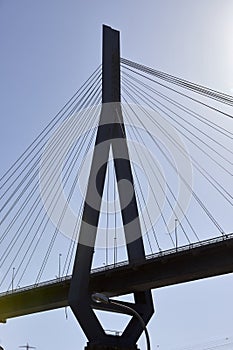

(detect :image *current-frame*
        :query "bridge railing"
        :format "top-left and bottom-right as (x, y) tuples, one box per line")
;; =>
(146, 232), (233, 260)
(92, 232), (233, 272)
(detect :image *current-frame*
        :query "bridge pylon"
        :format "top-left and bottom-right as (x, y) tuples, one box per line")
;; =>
(68, 25), (154, 350)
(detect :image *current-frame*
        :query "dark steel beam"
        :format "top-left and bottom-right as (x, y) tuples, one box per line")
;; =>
(0, 236), (233, 322)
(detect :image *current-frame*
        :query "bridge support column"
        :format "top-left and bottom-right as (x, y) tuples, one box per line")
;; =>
(69, 25), (154, 350)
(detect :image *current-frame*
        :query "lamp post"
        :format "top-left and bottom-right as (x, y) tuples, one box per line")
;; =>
(175, 218), (178, 250)
(92, 293), (151, 350)
(12, 267), (15, 292)
(58, 253), (62, 279)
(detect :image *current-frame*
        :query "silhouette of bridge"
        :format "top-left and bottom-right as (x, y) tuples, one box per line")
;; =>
(0, 233), (233, 323)
(0, 25), (232, 349)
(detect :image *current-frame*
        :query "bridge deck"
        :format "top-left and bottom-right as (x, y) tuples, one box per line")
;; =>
(0, 234), (233, 322)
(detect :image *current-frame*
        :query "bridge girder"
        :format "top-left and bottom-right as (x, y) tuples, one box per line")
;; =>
(0, 235), (232, 322)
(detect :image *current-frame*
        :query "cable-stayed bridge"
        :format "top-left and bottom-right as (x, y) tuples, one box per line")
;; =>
(0, 26), (232, 349)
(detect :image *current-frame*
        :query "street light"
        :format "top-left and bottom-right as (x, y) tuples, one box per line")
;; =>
(92, 293), (151, 350)
(12, 267), (15, 292)
(58, 253), (62, 279)
(175, 218), (178, 250)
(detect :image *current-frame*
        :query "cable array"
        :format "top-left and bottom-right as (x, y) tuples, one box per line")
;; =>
(120, 58), (232, 253)
(0, 66), (102, 291)
(0, 58), (232, 292)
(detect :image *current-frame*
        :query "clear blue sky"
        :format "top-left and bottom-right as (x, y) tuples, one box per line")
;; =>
(1, 1), (233, 349)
